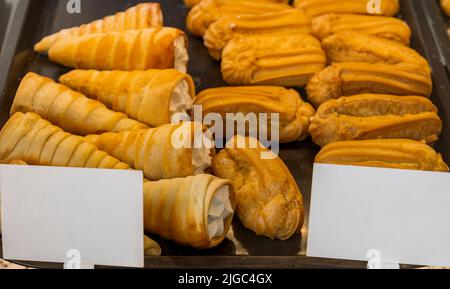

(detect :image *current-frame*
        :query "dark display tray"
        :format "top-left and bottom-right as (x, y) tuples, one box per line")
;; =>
(0, 0), (449, 269)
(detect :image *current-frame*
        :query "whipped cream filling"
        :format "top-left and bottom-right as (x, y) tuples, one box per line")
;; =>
(174, 36), (189, 73)
(208, 185), (234, 240)
(169, 79), (193, 123)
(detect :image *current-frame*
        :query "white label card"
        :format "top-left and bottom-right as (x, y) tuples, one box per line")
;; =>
(307, 164), (450, 267)
(0, 165), (143, 268)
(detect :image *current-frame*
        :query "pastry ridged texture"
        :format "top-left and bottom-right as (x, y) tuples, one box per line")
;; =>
(306, 62), (433, 107)
(312, 13), (411, 45)
(186, 0), (292, 36)
(212, 136), (304, 240)
(143, 174), (236, 249)
(204, 9), (312, 60)
(309, 94), (443, 146)
(0, 112), (130, 170)
(322, 31), (431, 76)
(194, 86), (316, 143)
(184, 0), (290, 8)
(34, 3), (163, 54)
(294, 0), (400, 17)
(221, 33), (326, 87)
(48, 28), (187, 71)
(11, 72), (147, 136)
(59, 69), (196, 127)
(442, 0), (450, 16)
(84, 122), (215, 181)
(315, 139), (449, 172)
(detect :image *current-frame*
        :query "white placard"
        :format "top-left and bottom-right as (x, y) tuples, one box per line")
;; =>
(307, 164), (450, 267)
(0, 165), (143, 268)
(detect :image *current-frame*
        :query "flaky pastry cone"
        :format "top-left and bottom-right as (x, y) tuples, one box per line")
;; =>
(306, 62), (433, 107)
(312, 13), (411, 45)
(212, 136), (304, 240)
(315, 139), (449, 172)
(59, 69), (195, 127)
(442, 0), (450, 16)
(11, 73), (147, 136)
(222, 33), (326, 87)
(322, 31), (431, 76)
(0, 112), (130, 170)
(309, 94), (442, 146)
(144, 174), (236, 249)
(84, 122), (215, 181)
(186, 0), (291, 36)
(34, 3), (163, 54)
(204, 10), (312, 60)
(184, 0), (289, 8)
(48, 28), (189, 72)
(294, 0), (400, 17)
(195, 86), (316, 143)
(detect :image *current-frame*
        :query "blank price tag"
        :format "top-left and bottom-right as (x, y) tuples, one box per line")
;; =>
(0, 165), (143, 268)
(307, 164), (450, 267)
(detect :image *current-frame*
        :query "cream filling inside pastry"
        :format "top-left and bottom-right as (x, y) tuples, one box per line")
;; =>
(207, 185), (234, 240)
(169, 79), (194, 122)
(174, 36), (189, 73)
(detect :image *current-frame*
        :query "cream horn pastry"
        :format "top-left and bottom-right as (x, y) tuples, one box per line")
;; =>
(212, 136), (304, 240)
(312, 13), (411, 45)
(322, 31), (431, 75)
(309, 94), (443, 146)
(48, 28), (189, 73)
(204, 9), (312, 60)
(0, 112), (130, 170)
(194, 86), (316, 143)
(84, 122), (215, 181)
(294, 0), (400, 17)
(11, 73), (147, 136)
(186, 0), (291, 37)
(143, 174), (236, 249)
(59, 69), (195, 127)
(221, 33), (326, 87)
(306, 62), (433, 107)
(315, 139), (449, 172)
(184, 0), (289, 8)
(34, 3), (163, 54)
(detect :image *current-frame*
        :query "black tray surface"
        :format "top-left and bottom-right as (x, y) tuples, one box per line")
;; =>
(0, 0), (448, 269)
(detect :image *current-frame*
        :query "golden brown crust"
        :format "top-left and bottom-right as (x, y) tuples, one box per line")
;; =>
(143, 174), (236, 249)
(212, 136), (304, 240)
(294, 0), (400, 17)
(59, 69), (195, 127)
(84, 123), (216, 181)
(0, 112), (130, 170)
(306, 62), (433, 107)
(442, 0), (450, 16)
(312, 13), (411, 45)
(11, 72), (147, 136)
(144, 236), (162, 256)
(34, 3), (163, 54)
(184, 0), (289, 8)
(195, 86), (316, 143)
(48, 28), (187, 71)
(186, 0), (291, 37)
(222, 33), (326, 87)
(322, 31), (431, 75)
(204, 10), (312, 60)
(309, 94), (442, 146)
(315, 139), (449, 172)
